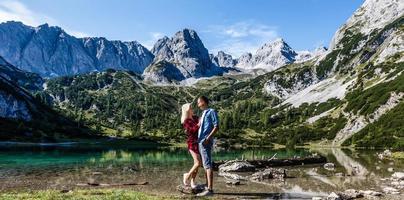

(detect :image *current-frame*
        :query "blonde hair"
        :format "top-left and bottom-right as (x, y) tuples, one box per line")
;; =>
(181, 103), (191, 124)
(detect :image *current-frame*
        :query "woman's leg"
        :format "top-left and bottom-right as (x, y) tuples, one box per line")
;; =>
(186, 150), (201, 185)
(190, 150), (202, 186)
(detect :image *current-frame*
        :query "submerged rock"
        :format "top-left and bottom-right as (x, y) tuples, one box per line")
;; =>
(335, 172), (345, 177)
(359, 190), (382, 197)
(392, 172), (404, 180)
(383, 186), (400, 194)
(324, 163), (336, 171)
(177, 184), (205, 194)
(326, 192), (340, 200)
(338, 189), (363, 199)
(218, 172), (247, 181)
(250, 168), (286, 181)
(225, 179), (241, 185)
(326, 189), (383, 200)
(218, 160), (256, 172)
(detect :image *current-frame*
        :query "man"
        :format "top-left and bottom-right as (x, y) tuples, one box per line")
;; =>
(196, 96), (219, 197)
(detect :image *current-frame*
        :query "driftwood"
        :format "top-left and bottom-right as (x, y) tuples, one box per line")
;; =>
(213, 155), (326, 170)
(77, 181), (148, 187)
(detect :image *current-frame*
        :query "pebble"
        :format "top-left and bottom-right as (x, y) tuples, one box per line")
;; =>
(383, 186), (400, 194)
(392, 172), (404, 180)
(326, 192), (340, 200)
(359, 190), (382, 197)
(335, 172), (344, 177)
(225, 179), (241, 185)
(324, 163), (335, 171)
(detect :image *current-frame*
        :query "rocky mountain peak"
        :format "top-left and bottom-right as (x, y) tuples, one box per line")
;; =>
(144, 28), (222, 82)
(0, 22), (154, 77)
(329, 0), (403, 50)
(295, 46), (328, 63)
(211, 51), (237, 68)
(236, 38), (297, 71)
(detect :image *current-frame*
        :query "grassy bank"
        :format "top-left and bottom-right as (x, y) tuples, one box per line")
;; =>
(0, 189), (172, 200)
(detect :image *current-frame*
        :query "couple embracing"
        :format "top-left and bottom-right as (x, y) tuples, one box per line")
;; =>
(181, 96), (219, 197)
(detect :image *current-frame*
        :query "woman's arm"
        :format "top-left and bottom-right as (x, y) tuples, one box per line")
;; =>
(184, 120), (199, 133)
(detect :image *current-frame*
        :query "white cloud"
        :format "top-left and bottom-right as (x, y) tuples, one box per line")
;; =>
(142, 32), (166, 50)
(0, 0), (56, 26)
(206, 20), (279, 57)
(0, 0), (89, 38)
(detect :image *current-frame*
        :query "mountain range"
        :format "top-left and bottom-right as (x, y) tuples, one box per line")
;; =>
(0, 21), (326, 83)
(0, 0), (403, 147)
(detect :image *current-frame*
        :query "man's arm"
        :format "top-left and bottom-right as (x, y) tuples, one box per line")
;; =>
(204, 110), (219, 144)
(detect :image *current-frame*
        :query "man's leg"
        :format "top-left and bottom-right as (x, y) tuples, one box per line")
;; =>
(206, 168), (213, 190)
(197, 142), (214, 196)
(204, 142), (213, 190)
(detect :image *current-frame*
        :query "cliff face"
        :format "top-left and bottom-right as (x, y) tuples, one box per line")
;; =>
(0, 22), (154, 77)
(144, 29), (223, 82)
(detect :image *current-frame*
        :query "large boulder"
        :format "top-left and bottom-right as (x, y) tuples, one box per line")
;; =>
(218, 160), (256, 172)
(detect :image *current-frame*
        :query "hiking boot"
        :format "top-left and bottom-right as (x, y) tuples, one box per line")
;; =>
(196, 189), (214, 197)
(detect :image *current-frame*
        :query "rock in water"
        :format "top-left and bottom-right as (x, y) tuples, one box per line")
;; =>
(218, 160), (256, 172)
(324, 163), (336, 171)
(218, 172), (247, 181)
(326, 192), (341, 200)
(338, 189), (363, 199)
(177, 184), (205, 194)
(250, 168), (286, 181)
(392, 172), (404, 180)
(225, 179), (241, 185)
(383, 187), (400, 194)
(359, 190), (382, 197)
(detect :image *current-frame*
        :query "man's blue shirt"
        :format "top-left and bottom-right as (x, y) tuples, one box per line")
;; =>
(198, 108), (219, 143)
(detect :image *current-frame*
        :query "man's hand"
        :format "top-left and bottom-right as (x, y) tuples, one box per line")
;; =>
(203, 136), (211, 146)
(203, 126), (218, 146)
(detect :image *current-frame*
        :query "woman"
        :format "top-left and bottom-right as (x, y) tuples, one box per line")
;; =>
(181, 103), (202, 188)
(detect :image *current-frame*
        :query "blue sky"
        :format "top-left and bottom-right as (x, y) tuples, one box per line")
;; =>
(0, 0), (364, 56)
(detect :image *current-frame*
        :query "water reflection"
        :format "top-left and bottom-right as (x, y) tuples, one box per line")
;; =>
(0, 144), (403, 199)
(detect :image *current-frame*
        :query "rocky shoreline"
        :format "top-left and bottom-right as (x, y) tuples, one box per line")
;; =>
(214, 150), (404, 200)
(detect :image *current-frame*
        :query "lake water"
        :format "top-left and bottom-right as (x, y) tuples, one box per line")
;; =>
(0, 142), (403, 199)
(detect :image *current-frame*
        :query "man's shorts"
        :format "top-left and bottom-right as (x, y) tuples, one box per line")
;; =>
(199, 139), (213, 169)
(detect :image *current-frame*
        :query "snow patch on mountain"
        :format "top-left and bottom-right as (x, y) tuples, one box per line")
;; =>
(282, 77), (355, 107)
